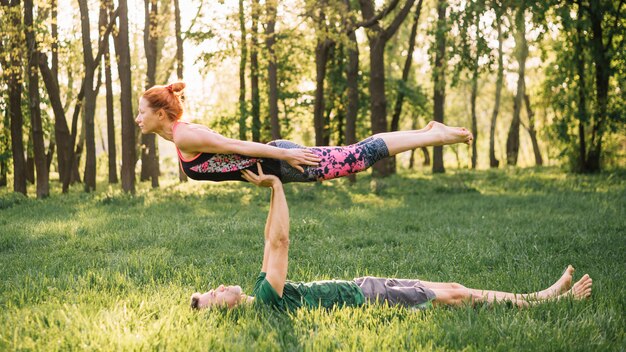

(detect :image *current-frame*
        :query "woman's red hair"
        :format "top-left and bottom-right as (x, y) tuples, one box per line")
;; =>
(142, 82), (186, 121)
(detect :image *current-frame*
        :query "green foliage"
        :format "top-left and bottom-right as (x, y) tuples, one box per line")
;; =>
(0, 169), (624, 350)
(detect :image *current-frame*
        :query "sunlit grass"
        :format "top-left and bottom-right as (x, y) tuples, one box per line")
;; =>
(1, 167), (624, 350)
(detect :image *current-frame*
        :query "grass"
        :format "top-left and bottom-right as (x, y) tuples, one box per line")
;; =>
(0, 167), (624, 351)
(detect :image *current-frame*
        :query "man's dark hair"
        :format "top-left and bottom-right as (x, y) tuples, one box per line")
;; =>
(190, 293), (201, 310)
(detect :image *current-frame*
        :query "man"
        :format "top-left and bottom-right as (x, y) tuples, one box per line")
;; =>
(190, 164), (592, 311)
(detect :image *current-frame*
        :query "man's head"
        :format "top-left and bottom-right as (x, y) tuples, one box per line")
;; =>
(190, 284), (251, 310)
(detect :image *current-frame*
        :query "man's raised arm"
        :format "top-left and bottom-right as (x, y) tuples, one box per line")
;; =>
(241, 164), (289, 297)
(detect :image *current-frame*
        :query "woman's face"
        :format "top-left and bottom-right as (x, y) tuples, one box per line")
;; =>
(136, 97), (160, 134)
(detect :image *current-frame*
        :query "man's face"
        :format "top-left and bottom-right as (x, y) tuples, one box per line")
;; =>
(194, 284), (246, 309)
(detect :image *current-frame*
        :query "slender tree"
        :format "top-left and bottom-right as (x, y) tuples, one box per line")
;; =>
(506, 2), (528, 166)
(173, 0), (187, 182)
(265, 0), (280, 140)
(489, 2), (504, 168)
(358, 0), (416, 177)
(390, 0), (424, 172)
(141, 0), (159, 188)
(113, 0), (136, 193)
(102, 0), (117, 183)
(432, 0), (447, 173)
(313, 6), (334, 146)
(25, 0), (49, 198)
(238, 0), (248, 140)
(250, 0), (261, 142)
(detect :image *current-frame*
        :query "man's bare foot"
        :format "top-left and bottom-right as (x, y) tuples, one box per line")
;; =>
(429, 121), (473, 145)
(532, 265), (575, 300)
(559, 274), (592, 300)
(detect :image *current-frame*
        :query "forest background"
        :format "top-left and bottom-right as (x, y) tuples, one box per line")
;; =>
(0, 0), (624, 197)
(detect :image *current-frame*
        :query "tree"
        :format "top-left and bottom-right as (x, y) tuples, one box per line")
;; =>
(113, 0), (136, 193)
(141, 0), (159, 188)
(265, 0), (280, 140)
(238, 0), (248, 141)
(1, 0), (26, 194)
(432, 0), (447, 173)
(489, 1), (504, 168)
(390, 0), (424, 172)
(25, 0), (49, 198)
(102, 0), (117, 184)
(358, 0), (416, 177)
(173, 0), (187, 182)
(250, 0), (261, 142)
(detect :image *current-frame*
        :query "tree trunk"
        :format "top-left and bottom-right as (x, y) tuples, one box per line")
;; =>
(359, 0), (416, 177)
(585, 0), (611, 172)
(38, 54), (73, 192)
(390, 0), (423, 173)
(470, 62), (478, 169)
(489, 9), (503, 168)
(5, 0), (27, 194)
(173, 0), (187, 182)
(314, 23), (333, 146)
(265, 0), (280, 140)
(250, 0), (261, 142)
(141, 0), (159, 188)
(114, 0), (136, 193)
(344, 0), (359, 183)
(506, 6), (527, 166)
(523, 94), (543, 166)
(574, 0), (588, 172)
(238, 0), (248, 140)
(101, 0), (118, 184)
(25, 0), (49, 198)
(78, 0), (98, 192)
(432, 0), (447, 173)
(1, 109), (9, 187)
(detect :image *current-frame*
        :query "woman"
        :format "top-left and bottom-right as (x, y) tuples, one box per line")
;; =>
(136, 82), (474, 183)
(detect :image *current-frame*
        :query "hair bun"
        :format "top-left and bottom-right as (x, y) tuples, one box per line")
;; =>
(169, 81), (186, 93)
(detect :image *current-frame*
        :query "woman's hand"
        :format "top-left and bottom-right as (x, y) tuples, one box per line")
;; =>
(283, 148), (320, 173)
(241, 163), (281, 188)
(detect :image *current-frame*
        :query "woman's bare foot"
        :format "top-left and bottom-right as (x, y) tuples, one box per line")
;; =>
(429, 121), (473, 145)
(559, 274), (592, 300)
(533, 265), (575, 300)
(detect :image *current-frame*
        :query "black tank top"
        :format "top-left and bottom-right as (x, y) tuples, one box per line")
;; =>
(174, 122), (281, 182)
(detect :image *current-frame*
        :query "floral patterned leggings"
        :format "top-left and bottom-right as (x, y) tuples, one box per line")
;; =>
(269, 137), (390, 183)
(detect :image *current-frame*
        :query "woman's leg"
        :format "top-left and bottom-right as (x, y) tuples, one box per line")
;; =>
(374, 121), (473, 156)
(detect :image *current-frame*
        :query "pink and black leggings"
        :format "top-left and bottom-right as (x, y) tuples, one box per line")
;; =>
(268, 137), (389, 183)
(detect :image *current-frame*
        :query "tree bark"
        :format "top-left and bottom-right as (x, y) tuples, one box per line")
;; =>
(265, 0), (281, 140)
(432, 0), (447, 173)
(344, 0), (359, 183)
(78, 0), (100, 192)
(1, 108), (9, 187)
(250, 0), (261, 142)
(141, 0), (159, 188)
(390, 0), (423, 172)
(238, 0), (248, 141)
(359, 0), (417, 177)
(4, 0), (27, 194)
(38, 54), (73, 191)
(102, 0), (118, 184)
(506, 5), (527, 166)
(25, 0), (49, 198)
(470, 60), (478, 169)
(523, 94), (543, 166)
(113, 0), (136, 193)
(173, 0), (187, 182)
(314, 9), (333, 146)
(489, 8), (503, 168)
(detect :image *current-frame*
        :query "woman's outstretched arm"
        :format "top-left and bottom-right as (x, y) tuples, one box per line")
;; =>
(175, 124), (320, 172)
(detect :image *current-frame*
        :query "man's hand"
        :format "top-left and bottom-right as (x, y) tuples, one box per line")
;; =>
(283, 148), (320, 173)
(241, 162), (281, 188)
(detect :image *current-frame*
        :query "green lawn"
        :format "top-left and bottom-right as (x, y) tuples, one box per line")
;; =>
(1, 168), (624, 351)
